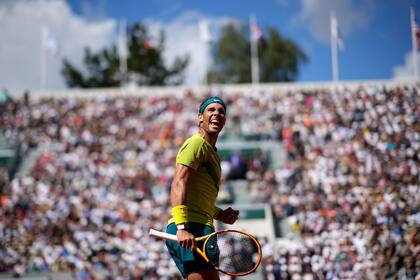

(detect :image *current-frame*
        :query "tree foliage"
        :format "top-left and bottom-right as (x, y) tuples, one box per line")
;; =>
(208, 22), (308, 84)
(260, 28), (308, 82)
(61, 23), (189, 88)
(207, 23), (251, 84)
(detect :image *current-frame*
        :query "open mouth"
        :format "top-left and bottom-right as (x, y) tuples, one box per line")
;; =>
(209, 120), (221, 129)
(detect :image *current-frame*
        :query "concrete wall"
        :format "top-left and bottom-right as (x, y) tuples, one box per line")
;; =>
(11, 79), (418, 100)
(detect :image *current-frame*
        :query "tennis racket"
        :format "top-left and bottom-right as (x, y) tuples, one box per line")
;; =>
(149, 228), (262, 277)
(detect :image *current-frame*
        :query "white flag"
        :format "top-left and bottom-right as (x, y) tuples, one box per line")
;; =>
(199, 19), (211, 43)
(411, 7), (420, 78)
(330, 14), (344, 51)
(42, 26), (59, 56)
(250, 16), (263, 42)
(117, 20), (128, 59)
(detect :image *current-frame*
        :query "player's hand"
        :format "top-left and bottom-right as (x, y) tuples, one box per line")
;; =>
(176, 229), (196, 251)
(216, 207), (239, 225)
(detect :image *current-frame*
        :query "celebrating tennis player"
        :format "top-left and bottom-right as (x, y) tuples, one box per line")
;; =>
(165, 96), (240, 280)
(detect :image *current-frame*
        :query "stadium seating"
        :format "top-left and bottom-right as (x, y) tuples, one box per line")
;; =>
(1, 80), (418, 279)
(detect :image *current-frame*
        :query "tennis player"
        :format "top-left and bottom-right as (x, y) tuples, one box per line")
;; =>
(165, 96), (240, 280)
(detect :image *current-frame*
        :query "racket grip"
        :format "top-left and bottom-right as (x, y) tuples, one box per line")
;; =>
(149, 228), (178, 241)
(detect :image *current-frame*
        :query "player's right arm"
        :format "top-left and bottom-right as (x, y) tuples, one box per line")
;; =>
(171, 163), (196, 250)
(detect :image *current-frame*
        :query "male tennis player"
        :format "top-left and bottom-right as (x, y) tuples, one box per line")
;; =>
(165, 96), (240, 280)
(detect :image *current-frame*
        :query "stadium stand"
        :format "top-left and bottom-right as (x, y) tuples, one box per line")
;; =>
(1, 80), (419, 279)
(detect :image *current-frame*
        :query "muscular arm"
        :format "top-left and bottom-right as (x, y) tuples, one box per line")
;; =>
(171, 164), (197, 250)
(171, 164), (195, 206)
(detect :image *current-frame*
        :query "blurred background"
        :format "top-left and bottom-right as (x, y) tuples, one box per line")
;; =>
(0, 0), (419, 279)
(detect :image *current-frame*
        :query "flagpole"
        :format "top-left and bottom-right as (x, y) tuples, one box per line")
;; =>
(250, 14), (260, 84)
(199, 20), (211, 85)
(119, 19), (128, 84)
(411, 7), (418, 79)
(204, 41), (210, 85)
(40, 27), (47, 90)
(330, 11), (339, 82)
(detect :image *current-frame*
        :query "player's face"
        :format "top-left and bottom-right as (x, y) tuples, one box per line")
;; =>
(199, 103), (226, 134)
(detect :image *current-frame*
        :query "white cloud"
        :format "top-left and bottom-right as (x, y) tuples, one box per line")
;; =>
(0, 0), (116, 92)
(293, 0), (369, 43)
(0, 0), (233, 92)
(146, 11), (232, 86)
(392, 51), (420, 80)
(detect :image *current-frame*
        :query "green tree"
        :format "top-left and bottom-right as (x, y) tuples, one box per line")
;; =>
(207, 23), (251, 84)
(61, 23), (189, 88)
(208, 22), (308, 84)
(260, 28), (308, 82)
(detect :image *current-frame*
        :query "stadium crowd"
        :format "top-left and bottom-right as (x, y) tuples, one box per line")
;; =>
(0, 83), (419, 280)
(241, 85), (419, 279)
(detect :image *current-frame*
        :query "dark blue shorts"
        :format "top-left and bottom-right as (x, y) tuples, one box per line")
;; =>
(165, 222), (217, 278)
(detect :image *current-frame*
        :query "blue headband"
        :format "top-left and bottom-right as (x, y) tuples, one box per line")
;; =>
(199, 97), (226, 113)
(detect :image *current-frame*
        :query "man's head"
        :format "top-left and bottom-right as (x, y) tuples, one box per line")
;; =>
(198, 96), (226, 114)
(198, 96), (226, 134)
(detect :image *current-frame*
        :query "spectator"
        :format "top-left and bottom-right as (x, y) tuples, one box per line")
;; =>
(0, 83), (418, 279)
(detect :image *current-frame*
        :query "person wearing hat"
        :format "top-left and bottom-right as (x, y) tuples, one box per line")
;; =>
(165, 96), (240, 280)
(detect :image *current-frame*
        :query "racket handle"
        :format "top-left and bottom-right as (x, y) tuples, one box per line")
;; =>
(149, 228), (178, 241)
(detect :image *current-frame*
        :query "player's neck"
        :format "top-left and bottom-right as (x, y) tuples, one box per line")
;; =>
(198, 129), (218, 148)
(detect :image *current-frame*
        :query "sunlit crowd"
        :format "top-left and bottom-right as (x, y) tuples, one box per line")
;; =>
(0, 83), (419, 279)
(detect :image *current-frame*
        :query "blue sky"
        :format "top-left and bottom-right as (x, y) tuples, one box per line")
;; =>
(66, 0), (420, 81)
(1, 0), (419, 91)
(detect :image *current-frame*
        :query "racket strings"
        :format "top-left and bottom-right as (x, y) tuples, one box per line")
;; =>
(205, 231), (260, 274)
